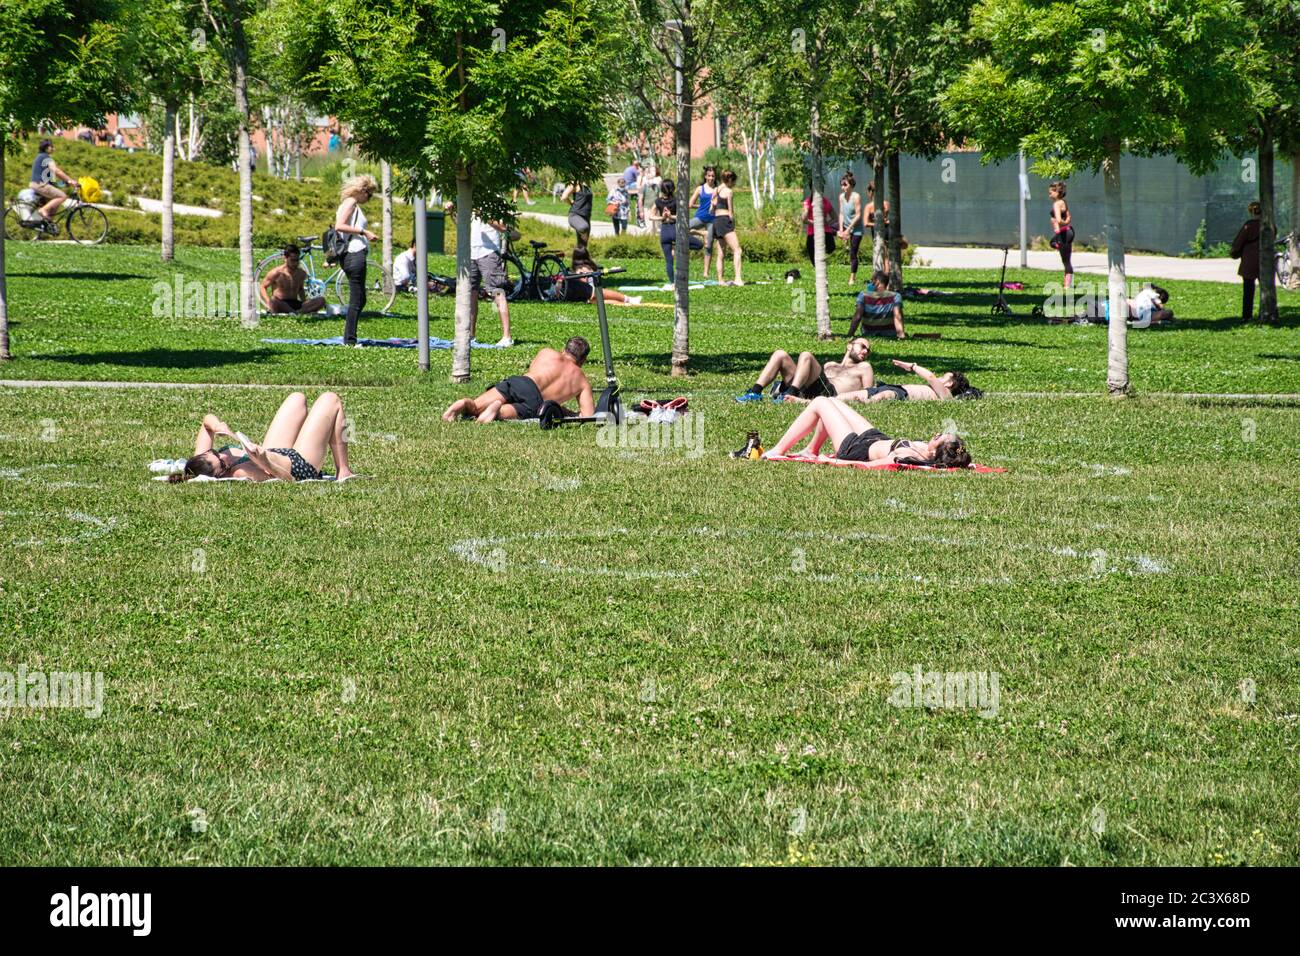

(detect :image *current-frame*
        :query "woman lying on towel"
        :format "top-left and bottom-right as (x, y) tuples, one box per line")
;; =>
(169, 391), (354, 483)
(762, 396), (972, 467)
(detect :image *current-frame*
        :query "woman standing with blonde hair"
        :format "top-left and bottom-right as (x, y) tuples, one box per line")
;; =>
(335, 174), (379, 345)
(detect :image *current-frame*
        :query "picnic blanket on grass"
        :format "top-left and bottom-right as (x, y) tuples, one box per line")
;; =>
(260, 336), (506, 349)
(765, 453), (1004, 474)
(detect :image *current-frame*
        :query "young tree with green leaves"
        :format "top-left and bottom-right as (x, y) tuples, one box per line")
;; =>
(137, 1), (208, 261)
(268, 0), (616, 380)
(626, 0), (737, 375)
(1235, 0), (1300, 316)
(198, 0), (264, 327)
(945, 0), (1255, 395)
(0, 0), (139, 359)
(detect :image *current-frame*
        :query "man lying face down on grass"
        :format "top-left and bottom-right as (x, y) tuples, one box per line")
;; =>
(735, 337), (875, 403)
(442, 337), (595, 424)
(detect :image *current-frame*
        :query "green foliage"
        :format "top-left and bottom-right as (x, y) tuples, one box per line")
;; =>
(943, 0), (1258, 176)
(0, 0), (140, 137)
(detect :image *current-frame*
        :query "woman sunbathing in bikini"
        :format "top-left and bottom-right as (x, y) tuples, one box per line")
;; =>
(170, 391), (354, 483)
(762, 395), (972, 467)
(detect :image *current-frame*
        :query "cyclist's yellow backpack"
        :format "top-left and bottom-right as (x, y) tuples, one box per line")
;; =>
(77, 177), (102, 203)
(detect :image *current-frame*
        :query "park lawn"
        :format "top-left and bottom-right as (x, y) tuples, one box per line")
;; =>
(0, 244), (1297, 865)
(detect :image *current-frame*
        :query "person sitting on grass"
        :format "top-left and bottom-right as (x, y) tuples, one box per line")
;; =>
(169, 391), (354, 483)
(442, 337), (596, 424)
(847, 270), (907, 339)
(761, 396), (973, 467)
(555, 247), (640, 304)
(259, 244), (326, 315)
(735, 338), (875, 403)
(834, 359), (981, 403)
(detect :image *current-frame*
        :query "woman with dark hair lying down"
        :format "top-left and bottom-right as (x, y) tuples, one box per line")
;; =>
(762, 396), (972, 468)
(169, 391), (354, 483)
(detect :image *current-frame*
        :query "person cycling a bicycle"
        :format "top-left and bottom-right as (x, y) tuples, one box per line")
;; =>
(30, 139), (78, 231)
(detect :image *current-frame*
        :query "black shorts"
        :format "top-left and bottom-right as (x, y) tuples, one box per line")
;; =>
(270, 297), (303, 314)
(797, 370), (837, 400)
(838, 428), (891, 462)
(494, 375), (544, 419)
(560, 277), (592, 302)
(569, 215), (591, 235)
(712, 215), (734, 239)
(865, 384), (908, 401)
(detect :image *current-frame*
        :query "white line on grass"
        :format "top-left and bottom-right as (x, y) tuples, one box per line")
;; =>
(0, 380), (387, 391)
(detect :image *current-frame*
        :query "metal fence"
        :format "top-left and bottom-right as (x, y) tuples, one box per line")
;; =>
(828, 151), (1294, 256)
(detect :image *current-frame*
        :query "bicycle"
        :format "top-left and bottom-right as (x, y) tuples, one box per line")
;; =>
(501, 237), (567, 302)
(4, 182), (109, 244)
(253, 235), (396, 316)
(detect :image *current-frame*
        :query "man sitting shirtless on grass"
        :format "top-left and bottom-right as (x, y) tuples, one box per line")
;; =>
(735, 337), (874, 403)
(834, 359), (981, 402)
(442, 337), (596, 424)
(259, 244), (326, 315)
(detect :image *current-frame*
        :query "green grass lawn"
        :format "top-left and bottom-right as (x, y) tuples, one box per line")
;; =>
(0, 244), (1297, 865)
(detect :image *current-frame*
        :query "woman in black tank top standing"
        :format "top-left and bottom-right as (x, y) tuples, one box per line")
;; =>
(1049, 181), (1074, 290)
(561, 182), (594, 246)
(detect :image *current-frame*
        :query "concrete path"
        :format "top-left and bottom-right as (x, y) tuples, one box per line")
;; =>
(519, 210), (655, 239)
(131, 197), (223, 218)
(913, 246), (1242, 283)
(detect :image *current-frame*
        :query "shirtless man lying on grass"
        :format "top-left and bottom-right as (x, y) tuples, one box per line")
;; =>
(442, 337), (595, 424)
(834, 359), (982, 402)
(735, 337), (875, 403)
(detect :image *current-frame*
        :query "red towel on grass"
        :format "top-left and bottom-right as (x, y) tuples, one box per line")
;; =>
(765, 453), (1005, 473)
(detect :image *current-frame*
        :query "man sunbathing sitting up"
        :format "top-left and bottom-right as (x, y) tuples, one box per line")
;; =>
(259, 244), (326, 315)
(735, 337), (874, 403)
(847, 270), (907, 339)
(442, 336), (595, 424)
(761, 395), (972, 467)
(835, 359), (981, 403)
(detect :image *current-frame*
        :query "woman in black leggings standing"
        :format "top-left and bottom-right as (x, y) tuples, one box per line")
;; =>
(1049, 181), (1074, 290)
(333, 174), (379, 345)
(653, 180), (703, 286)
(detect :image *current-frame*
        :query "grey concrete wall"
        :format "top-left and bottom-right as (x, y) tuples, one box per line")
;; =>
(824, 152), (1294, 256)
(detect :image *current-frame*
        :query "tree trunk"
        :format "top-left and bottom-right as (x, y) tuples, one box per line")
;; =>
(0, 142), (10, 360)
(672, 109), (692, 377)
(1289, 149), (1299, 289)
(872, 154), (886, 273)
(810, 102), (831, 340)
(261, 105), (275, 178)
(381, 161), (393, 295)
(1102, 144), (1129, 396)
(232, 26), (257, 329)
(887, 150), (903, 291)
(162, 101), (177, 262)
(765, 133), (776, 199)
(1258, 130), (1278, 324)
(451, 171), (474, 383)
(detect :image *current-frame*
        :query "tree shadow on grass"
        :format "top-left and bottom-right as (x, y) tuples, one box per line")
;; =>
(43, 347), (276, 370)
(627, 350), (999, 377)
(7, 271), (149, 282)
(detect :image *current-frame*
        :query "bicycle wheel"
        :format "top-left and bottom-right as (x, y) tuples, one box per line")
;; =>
(334, 257), (397, 315)
(502, 252), (527, 301)
(4, 206), (43, 242)
(66, 204), (108, 244)
(532, 254), (567, 301)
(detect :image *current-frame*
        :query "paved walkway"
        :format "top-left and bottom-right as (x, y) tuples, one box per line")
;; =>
(913, 246), (1242, 283)
(518, 210), (655, 239)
